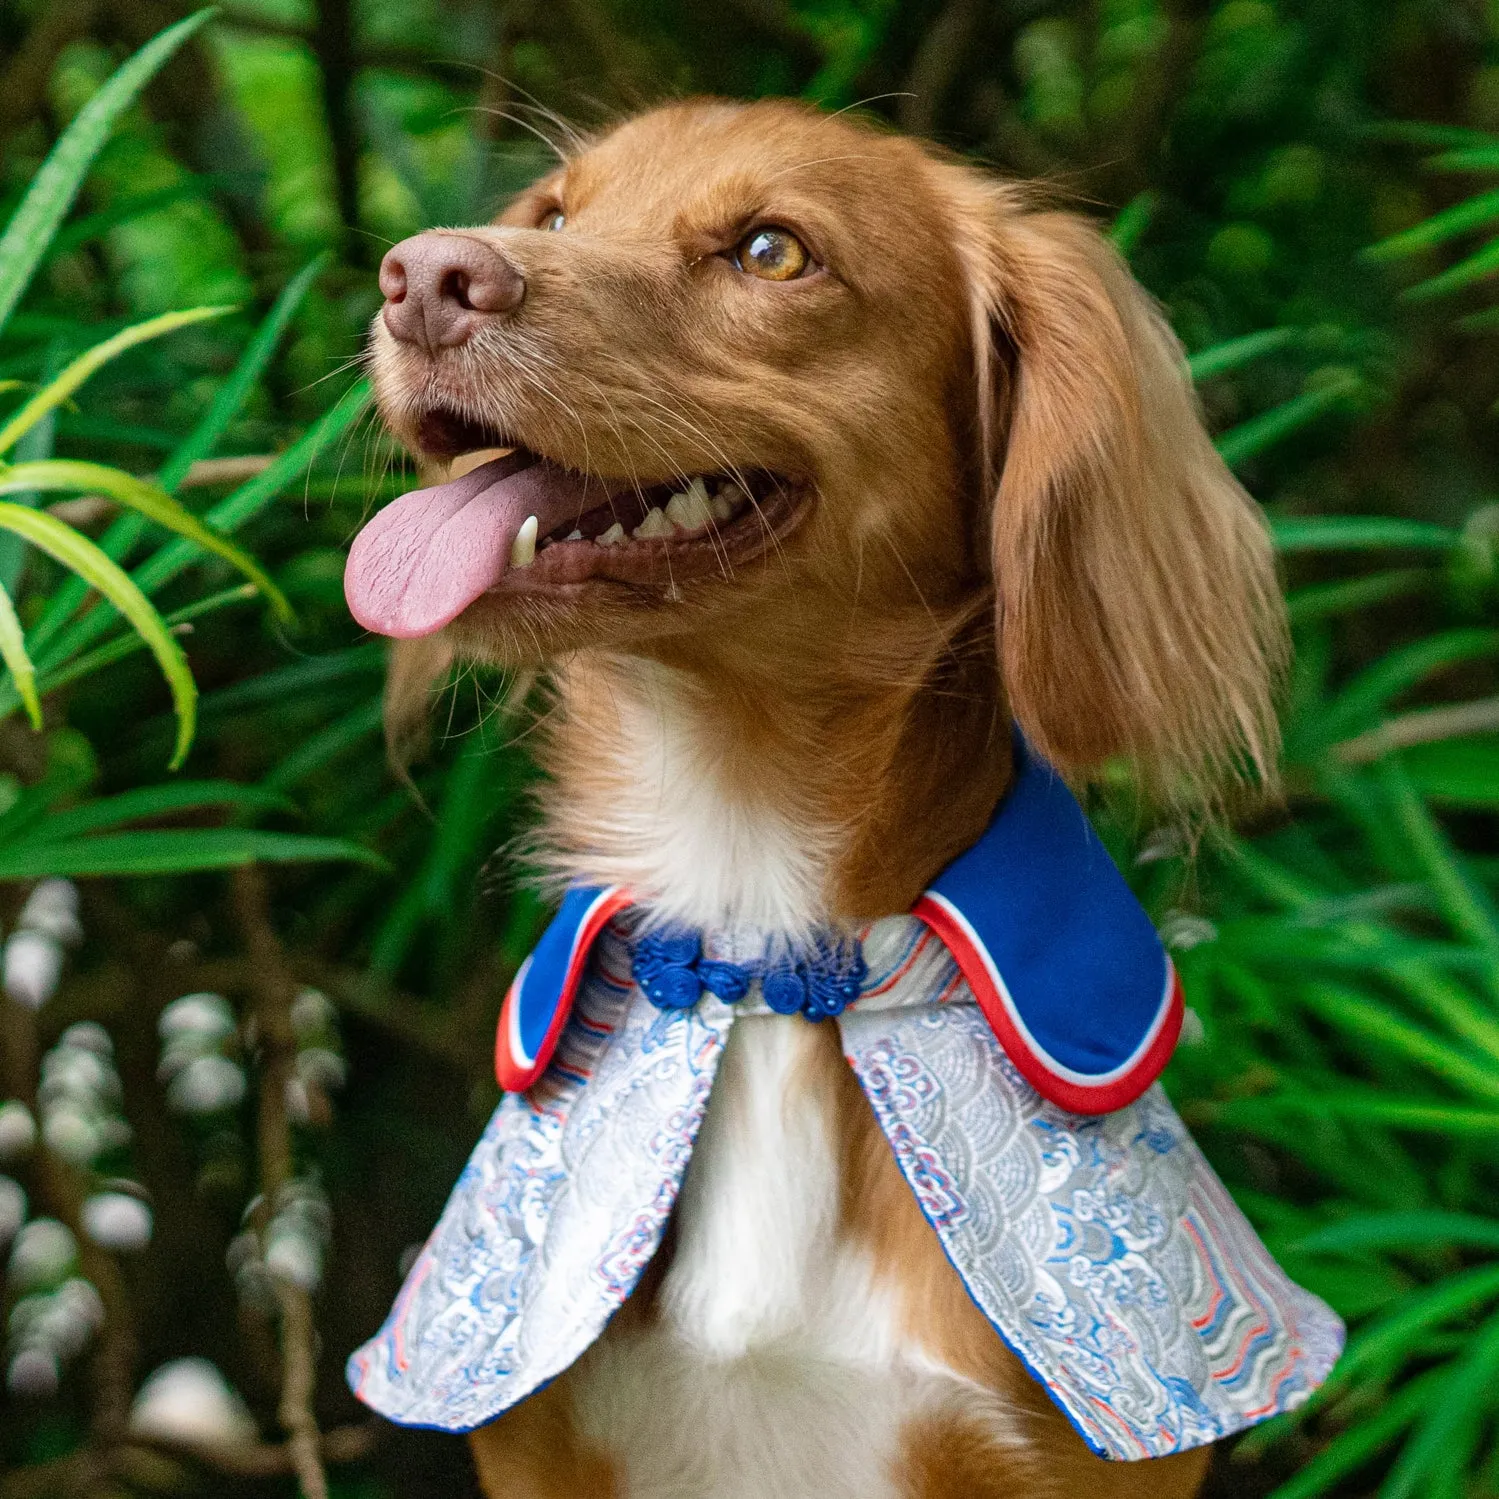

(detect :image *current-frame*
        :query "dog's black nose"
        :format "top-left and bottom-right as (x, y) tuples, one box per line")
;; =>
(379, 232), (525, 351)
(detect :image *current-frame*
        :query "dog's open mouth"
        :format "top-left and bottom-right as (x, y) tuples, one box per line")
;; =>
(344, 407), (806, 639)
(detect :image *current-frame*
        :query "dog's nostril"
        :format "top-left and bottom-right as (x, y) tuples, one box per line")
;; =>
(378, 255), (408, 304)
(440, 269), (475, 311)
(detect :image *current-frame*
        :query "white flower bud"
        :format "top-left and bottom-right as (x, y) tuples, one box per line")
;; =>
(290, 988), (337, 1038)
(18, 880), (81, 945)
(158, 993), (237, 1045)
(129, 1358), (257, 1446)
(166, 1055), (246, 1115)
(7, 1346), (59, 1398)
(0, 1101), (36, 1161)
(0, 1176), (25, 1243)
(81, 1193), (153, 1253)
(4, 930), (63, 1009)
(8, 1219), (76, 1290)
(295, 1047), (347, 1092)
(59, 1022), (111, 1056)
(41, 1106), (100, 1165)
(264, 1227), (322, 1291)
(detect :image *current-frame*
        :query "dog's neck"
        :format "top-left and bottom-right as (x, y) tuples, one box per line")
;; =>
(533, 604), (1010, 940)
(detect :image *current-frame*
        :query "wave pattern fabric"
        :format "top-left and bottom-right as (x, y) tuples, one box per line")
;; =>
(348, 918), (1342, 1458)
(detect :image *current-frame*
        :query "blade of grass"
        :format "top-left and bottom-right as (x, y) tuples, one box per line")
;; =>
(159, 254), (328, 490)
(1286, 569), (1433, 624)
(0, 306), (231, 456)
(1380, 1309), (1499, 1499)
(24, 259), (325, 652)
(1404, 236), (1499, 301)
(1270, 517), (1457, 553)
(1217, 377), (1361, 468)
(1378, 756), (1499, 968)
(1110, 190), (1158, 256)
(1298, 984), (1499, 1104)
(1265, 1368), (1444, 1499)
(1313, 629), (1499, 744)
(32, 380), (369, 675)
(0, 9), (215, 335)
(0, 460), (289, 619)
(0, 504), (194, 766)
(1221, 1091), (1499, 1137)
(1364, 188), (1499, 261)
(30, 584), (255, 700)
(0, 828), (386, 878)
(10, 781), (293, 843)
(1188, 326), (1297, 382)
(1294, 1211), (1499, 1256)
(0, 579), (39, 729)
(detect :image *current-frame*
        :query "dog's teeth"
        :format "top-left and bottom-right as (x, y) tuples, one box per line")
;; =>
(634, 506), (674, 539)
(709, 482), (743, 523)
(564, 529), (583, 541)
(665, 485), (712, 532)
(510, 514), (538, 569)
(597, 522), (626, 547)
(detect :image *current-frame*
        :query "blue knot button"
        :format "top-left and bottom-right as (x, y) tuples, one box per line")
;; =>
(630, 929), (866, 1023)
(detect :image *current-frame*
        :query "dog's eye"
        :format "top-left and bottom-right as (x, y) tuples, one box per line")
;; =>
(541, 211), (565, 232)
(734, 227), (810, 281)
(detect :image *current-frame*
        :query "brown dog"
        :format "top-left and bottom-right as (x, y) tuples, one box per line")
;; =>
(350, 99), (1285, 1499)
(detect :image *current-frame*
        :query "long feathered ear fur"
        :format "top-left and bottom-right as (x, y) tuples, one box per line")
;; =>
(950, 177), (1288, 811)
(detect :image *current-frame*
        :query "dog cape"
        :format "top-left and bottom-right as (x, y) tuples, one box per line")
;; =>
(347, 748), (1344, 1460)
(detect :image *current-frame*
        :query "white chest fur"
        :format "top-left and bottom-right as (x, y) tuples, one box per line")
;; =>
(550, 666), (958, 1496)
(569, 1018), (923, 1499)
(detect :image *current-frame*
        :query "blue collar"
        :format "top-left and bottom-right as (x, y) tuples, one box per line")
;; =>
(497, 737), (1180, 1114)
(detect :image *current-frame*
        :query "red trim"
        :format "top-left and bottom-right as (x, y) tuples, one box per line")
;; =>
(913, 895), (1181, 1115)
(494, 888), (633, 1092)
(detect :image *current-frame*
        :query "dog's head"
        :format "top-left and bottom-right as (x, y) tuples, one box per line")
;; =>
(349, 99), (1285, 805)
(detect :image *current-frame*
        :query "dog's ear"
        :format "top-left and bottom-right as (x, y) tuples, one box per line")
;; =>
(954, 188), (1287, 807)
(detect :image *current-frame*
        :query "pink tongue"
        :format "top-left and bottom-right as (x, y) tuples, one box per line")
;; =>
(345, 454), (582, 638)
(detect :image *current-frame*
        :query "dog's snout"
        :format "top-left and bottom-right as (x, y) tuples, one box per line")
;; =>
(379, 232), (525, 351)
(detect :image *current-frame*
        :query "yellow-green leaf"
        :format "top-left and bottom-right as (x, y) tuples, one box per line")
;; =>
(0, 459), (292, 622)
(0, 504), (195, 766)
(0, 580), (39, 730)
(0, 305), (232, 457)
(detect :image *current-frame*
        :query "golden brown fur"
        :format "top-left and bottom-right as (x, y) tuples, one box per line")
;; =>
(369, 97), (1284, 1498)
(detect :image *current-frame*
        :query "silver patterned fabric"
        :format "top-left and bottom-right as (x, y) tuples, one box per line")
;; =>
(347, 916), (1342, 1458)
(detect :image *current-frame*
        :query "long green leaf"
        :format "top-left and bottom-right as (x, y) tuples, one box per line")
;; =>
(0, 9), (215, 335)
(13, 781), (292, 844)
(1295, 1211), (1499, 1256)
(0, 306), (231, 456)
(160, 254), (328, 491)
(1381, 1310), (1499, 1499)
(0, 580), (39, 729)
(1378, 756), (1499, 969)
(33, 381), (370, 676)
(1217, 377), (1361, 467)
(0, 504), (195, 766)
(0, 459), (290, 620)
(0, 828), (386, 879)
(32, 585), (255, 700)
(1364, 188), (1499, 261)
(1266, 1369), (1444, 1499)
(1222, 1091), (1499, 1136)
(1404, 235), (1499, 301)
(1270, 517), (1457, 553)
(1188, 326), (1298, 382)
(25, 261), (324, 651)
(1286, 569), (1433, 624)
(1315, 629), (1499, 744)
